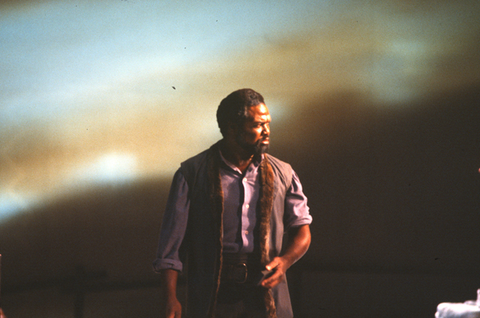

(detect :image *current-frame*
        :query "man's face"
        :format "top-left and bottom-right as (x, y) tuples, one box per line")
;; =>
(235, 103), (271, 156)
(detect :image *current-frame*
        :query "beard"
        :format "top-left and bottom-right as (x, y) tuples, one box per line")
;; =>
(236, 133), (270, 157)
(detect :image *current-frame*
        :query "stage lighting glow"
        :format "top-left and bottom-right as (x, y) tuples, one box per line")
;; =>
(74, 153), (138, 185)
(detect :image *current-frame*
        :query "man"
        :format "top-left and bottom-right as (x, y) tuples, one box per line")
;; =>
(153, 88), (312, 317)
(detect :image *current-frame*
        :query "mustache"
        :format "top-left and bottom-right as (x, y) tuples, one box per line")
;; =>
(257, 137), (269, 144)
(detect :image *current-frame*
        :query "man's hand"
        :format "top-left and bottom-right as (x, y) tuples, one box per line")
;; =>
(165, 296), (182, 318)
(161, 269), (182, 318)
(260, 256), (288, 289)
(260, 224), (311, 289)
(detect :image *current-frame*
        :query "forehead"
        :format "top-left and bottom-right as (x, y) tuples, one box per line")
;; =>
(246, 103), (270, 121)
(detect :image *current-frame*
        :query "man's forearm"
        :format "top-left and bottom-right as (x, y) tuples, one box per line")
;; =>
(262, 224), (311, 288)
(161, 269), (179, 299)
(160, 269), (182, 317)
(280, 224), (311, 269)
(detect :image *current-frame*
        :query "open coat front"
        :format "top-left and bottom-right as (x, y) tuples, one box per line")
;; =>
(179, 142), (294, 318)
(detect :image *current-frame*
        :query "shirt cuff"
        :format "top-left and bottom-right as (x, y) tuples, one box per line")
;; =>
(287, 217), (313, 230)
(153, 258), (183, 273)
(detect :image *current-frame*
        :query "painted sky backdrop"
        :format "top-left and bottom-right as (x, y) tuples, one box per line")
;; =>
(2, 0), (479, 222)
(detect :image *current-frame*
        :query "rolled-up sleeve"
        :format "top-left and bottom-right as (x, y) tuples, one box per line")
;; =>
(284, 170), (312, 229)
(153, 169), (190, 273)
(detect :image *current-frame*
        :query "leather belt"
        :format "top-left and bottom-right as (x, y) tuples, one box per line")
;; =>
(221, 253), (260, 284)
(221, 263), (248, 283)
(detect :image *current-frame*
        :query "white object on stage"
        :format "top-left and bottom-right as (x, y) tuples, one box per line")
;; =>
(435, 290), (480, 318)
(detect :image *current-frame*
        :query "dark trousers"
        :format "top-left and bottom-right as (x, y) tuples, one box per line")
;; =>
(215, 281), (266, 317)
(214, 253), (267, 317)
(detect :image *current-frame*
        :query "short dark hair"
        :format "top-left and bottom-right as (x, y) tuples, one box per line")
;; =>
(216, 88), (265, 137)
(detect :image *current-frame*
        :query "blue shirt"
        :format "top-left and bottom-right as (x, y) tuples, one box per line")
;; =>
(154, 154), (312, 272)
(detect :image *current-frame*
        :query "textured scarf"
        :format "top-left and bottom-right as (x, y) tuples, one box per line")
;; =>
(205, 143), (277, 318)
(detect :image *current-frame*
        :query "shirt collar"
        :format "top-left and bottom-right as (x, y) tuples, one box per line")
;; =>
(219, 150), (263, 174)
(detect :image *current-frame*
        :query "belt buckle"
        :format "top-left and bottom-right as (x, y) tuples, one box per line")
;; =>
(235, 263), (248, 283)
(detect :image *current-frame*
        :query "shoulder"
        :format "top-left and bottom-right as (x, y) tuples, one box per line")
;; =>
(265, 154), (293, 187)
(181, 148), (209, 168)
(179, 148), (209, 185)
(265, 154), (292, 172)
(181, 142), (220, 168)
(179, 142), (220, 187)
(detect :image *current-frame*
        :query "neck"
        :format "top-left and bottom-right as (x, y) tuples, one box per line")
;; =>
(219, 139), (254, 173)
